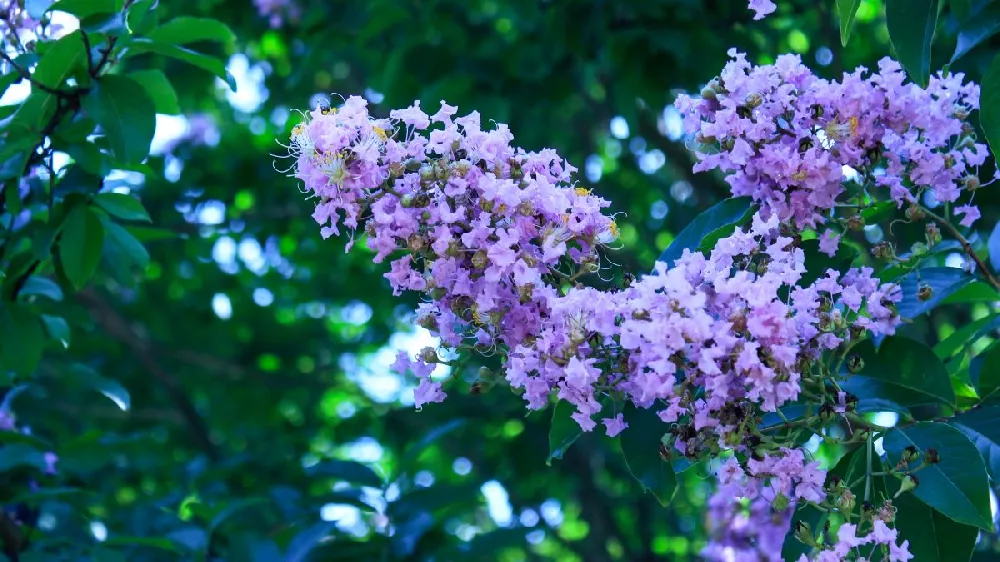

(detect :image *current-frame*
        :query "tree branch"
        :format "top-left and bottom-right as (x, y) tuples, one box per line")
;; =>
(76, 288), (220, 462)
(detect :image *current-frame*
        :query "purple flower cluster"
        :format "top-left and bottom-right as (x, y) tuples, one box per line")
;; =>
(253, 0), (300, 28)
(675, 51), (986, 229)
(704, 451), (912, 562)
(288, 98), (901, 453)
(703, 450), (824, 561)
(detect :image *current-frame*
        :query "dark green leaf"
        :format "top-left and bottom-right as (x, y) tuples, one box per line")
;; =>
(895, 267), (976, 320)
(979, 52), (1000, 156)
(285, 521), (338, 562)
(50, 0), (119, 19)
(9, 91), (57, 134)
(934, 313), (1000, 360)
(399, 418), (465, 473)
(102, 220), (150, 274)
(619, 404), (677, 506)
(837, 0), (863, 45)
(0, 443), (47, 472)
(952, 2), (1000, 61)
(82, 75), (156, 165)
(31, 30), (87, 89)
(58, 205), (105, 289)
(101, 537), (184, 554)
(94, 192), (151, 222)
(128, 69), (180, 114)
(307, 459), (383, 488)
(974, 344), (1000, 400)
(886, 0), (939, 87)
(19, 276), (63, 301)
(547, 400), (583, 465)
(125, 39), (237, 91)
(954, 423), (1000, 481)
(68, 364), (130, 411)
(41, 314), (70, 347)
(840, 338), (956, 414)
(0, 304), (44, 377)
(147, 17), (236, 45)
(883, 422), (993, 531)
(207, 497), (270, 536)
(657, 196), (753, 267)
(125, 0), (158, 35)
(229, 534), (284, 562)
(892, 491), (979, 562)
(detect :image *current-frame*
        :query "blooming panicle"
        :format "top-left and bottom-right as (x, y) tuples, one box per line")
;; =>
(290, 97), (912, 561)
(675, 51), (986, 229)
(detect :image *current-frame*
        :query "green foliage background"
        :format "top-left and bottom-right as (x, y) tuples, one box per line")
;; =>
(4, 0), (1000, 560)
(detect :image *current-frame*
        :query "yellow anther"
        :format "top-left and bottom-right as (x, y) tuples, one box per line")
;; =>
(574, 187), (591, 197)
(373, 126), (388, 141)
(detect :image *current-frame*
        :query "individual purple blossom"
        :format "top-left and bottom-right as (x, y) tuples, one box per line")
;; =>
(43, 452), (58, 475)
(253, 0), (300, 28)
(748, 0), (777, 19)
(819, 229), (840, 257)
(955, 204), (980, 228)
(602, 414), (628, 437)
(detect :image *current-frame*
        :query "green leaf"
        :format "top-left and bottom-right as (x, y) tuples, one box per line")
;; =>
(952, 0), (973, 22)
(618, 404), (677, 506)
(68, 364), (130, 411)
(31, 30), (87, 89)
(101, 537), (184, 554)
(954, 423), (1000, 481)
(127, 69), (180, 114)
(399, 418), (465, 473)
(41, 314), (70, 347)
(974, 344), (1000, 400)
(58, 205), (105, 289)
(19, 276), (63, 301)
(93, 192), (151, 222)
(306, 459), (383, 488)
(0, 304), (44, 377)
(837, 0), (863, 45)
(125, 38), (237, 91)
(147, 17), (235, 45)
(892, 491), (979, 562)
(285, 521), (338, 562)
(840, 337), (956, 414)
(0, 443), (47, 472)
(952, 2), (1000, 61)
(895, 267), (976, 320)
(933, 313), (1000, 360)
(657, 197), (754, 267)
(229, 534), (284, 562)
(102, 219), (150, 276)
(9, 91), (58, 134)
(979, 53), (1000, 156)
(883, 422), (993, 531)
(886, 0), (939, 87)
(82, 75), (156, 165)
(125, 0), (158, 35)
(50, 0), (119, 19)
(547, 400), (583, 465)
(208, 497), (270, 536)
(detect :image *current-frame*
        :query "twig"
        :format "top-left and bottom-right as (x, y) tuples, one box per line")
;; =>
(921, 205), (1000, 292)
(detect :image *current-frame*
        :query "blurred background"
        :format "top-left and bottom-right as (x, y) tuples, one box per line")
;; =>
(7, 0), (1000, 560)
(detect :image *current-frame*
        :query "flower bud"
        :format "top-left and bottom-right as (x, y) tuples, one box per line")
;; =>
(745, 92), (763, 109)
(419, 347), (439, 363)
(924, 448), (940, 464)
(910, 241), (928, 257)
(405, 158), (422, 172)
(407, 233), (426, 252)
(471, 250), (488, 269)
(847, 353), (865, 373)
(925, 223), (942, 246)
(836, 489), (856, 514)
(419, 165), (435, 182)
(963, 175), (980, 192)
(895, 474), (919, 497)
(905, 204), (925, 221)
(901, 445), (920, 463)
(700, 86), (718, 101)
(794, 521), (814, 545)
(917, 283), (933, 302)
(847, 214), (864, 231)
